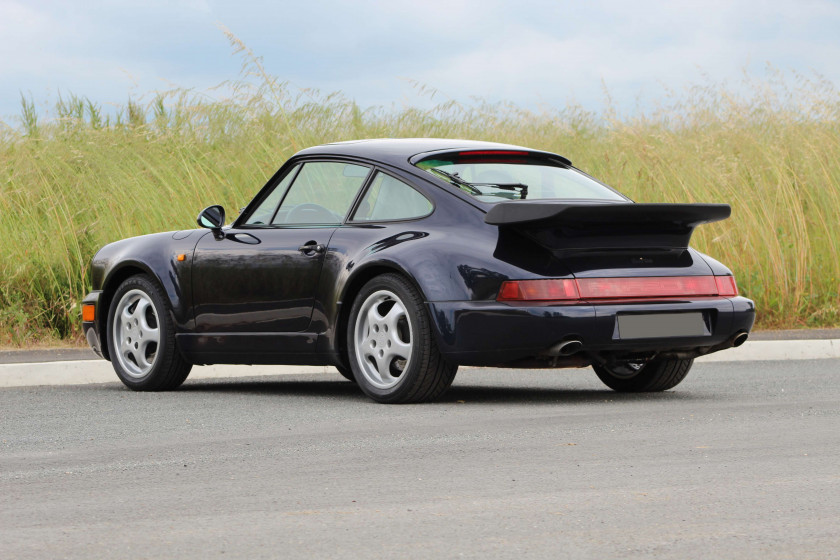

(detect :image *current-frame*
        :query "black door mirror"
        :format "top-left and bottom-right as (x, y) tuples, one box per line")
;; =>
(197, 205), (226, 238)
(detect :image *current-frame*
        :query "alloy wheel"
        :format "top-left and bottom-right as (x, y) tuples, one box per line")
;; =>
(353, 289), (413, 389)
(112, 289), (160, 378)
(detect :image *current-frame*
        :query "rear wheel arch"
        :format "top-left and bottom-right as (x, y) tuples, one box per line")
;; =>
(345, 272), (457, 403)
(336, 264), (427, 369)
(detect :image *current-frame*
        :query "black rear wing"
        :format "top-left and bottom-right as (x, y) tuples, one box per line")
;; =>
(484, 201), (731, 250)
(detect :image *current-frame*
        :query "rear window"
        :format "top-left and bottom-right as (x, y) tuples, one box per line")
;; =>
(415, 151), (627, 203)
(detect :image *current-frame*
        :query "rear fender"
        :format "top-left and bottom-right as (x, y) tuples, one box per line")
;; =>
(313, 221), (512, 361)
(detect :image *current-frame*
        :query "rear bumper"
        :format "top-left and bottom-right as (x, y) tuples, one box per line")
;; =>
(428, 296), (755, 366)
(82, 291), (105, 359)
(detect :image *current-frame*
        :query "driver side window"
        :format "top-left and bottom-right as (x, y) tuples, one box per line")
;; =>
(244, 164), (301, 226)
(272, 161), (371, 225)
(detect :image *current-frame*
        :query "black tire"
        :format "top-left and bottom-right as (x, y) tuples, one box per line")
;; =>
(593, 358), (694, 392)
(107, 274), (192, 391)
(335, 365), (356, 383)
(347, 273), (457, 403)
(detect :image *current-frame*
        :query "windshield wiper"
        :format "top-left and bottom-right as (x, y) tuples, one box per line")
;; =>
(471, 182), (529, 199)
(429, 168), (529, 199)
(429, 167), (484, 195)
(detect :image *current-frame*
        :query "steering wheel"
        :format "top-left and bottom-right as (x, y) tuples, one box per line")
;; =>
(285, 203), (340, 224)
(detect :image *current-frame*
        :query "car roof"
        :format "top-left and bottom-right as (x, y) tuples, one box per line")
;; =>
(293, 138), (568, 169)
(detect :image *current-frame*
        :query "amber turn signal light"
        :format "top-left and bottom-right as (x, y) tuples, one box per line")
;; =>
(176, 254), (186, 261)
(82, 304), (95, 322)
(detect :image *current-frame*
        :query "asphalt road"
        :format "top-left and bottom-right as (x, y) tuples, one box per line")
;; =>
(2, 360), (838, 559)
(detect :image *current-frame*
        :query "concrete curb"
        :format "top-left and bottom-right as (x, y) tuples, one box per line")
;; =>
(0, 360), (338, 388)
(748, 328), (840, 341)
(695, 338), (840, 362)
(0, 348), (97, 364)
(1, 337), (838, 388)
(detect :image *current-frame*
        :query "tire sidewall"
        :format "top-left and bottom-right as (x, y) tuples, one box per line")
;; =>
(594, 358), (693, 392)
(107, 275), (172, 389)
(593, 362), (655, 392)
(347, 275), (425, 402)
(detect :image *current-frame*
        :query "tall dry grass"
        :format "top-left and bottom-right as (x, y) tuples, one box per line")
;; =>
(1, 45), (838, 345)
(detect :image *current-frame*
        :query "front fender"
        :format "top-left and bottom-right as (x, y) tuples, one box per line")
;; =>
(91, 230), (208, 337)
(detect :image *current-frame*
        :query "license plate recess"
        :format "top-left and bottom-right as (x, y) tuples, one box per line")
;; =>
(616, 312), (708, 340)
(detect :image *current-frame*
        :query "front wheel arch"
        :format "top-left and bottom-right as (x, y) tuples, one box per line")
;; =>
(106, 273), (192, 390)
(99, 264), (152, 360)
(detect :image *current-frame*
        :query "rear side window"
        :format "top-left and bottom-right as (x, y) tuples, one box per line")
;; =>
(352, 173), (433, 222)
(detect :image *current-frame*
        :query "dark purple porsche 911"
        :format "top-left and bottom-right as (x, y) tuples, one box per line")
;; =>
(82, 138), (755, 403)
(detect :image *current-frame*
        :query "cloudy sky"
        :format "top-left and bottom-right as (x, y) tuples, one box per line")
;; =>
(2, 0), (839, 121)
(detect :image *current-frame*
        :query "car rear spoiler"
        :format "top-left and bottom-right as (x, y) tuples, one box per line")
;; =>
(484, 201), (731, 250)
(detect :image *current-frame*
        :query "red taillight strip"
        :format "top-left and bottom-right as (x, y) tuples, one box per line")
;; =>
(497, 276), (738, 302)
(498, 278), (579, 301)
(577, 276), (718, 299)
(714, 275), (739, 297)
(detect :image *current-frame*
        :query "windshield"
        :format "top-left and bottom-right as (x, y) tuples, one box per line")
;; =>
(415, 152), (628, 203)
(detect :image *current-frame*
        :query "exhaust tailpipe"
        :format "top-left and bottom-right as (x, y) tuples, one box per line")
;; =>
(553, 339), (583, 356)
(733, 332), (749, 347)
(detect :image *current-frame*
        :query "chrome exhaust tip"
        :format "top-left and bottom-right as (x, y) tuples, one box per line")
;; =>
(733, 332), (749, 347)
(556, 339), (584, 356)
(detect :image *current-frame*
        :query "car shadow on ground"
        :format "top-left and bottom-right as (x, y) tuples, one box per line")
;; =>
(174, 378), (368, 400)
(165, 376), (710, 406)
(443, 384), (707, 405)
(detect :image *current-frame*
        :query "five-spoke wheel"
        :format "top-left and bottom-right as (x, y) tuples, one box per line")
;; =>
(107, 275), (191, 390)
(354, 289), (413, 390)
(112, 289), (161, 378)
(347, 274), (457, 403)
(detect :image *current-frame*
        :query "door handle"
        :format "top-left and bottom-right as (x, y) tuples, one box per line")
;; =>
(298, 242), (325, 254)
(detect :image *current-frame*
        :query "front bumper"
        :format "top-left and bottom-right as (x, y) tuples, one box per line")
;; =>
(82, 291), (105, 358)
(428, 296), (755, 366)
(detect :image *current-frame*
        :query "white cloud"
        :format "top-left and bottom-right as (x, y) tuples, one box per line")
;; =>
(1, 0), (839, 120)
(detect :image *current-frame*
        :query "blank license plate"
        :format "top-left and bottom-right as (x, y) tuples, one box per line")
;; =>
(617, 312), (707, 339)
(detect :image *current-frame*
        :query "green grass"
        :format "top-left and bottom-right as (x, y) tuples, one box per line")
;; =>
(1, 45), (839, 346)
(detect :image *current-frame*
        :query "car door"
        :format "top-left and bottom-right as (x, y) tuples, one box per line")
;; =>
(190, 160), (372, 355)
